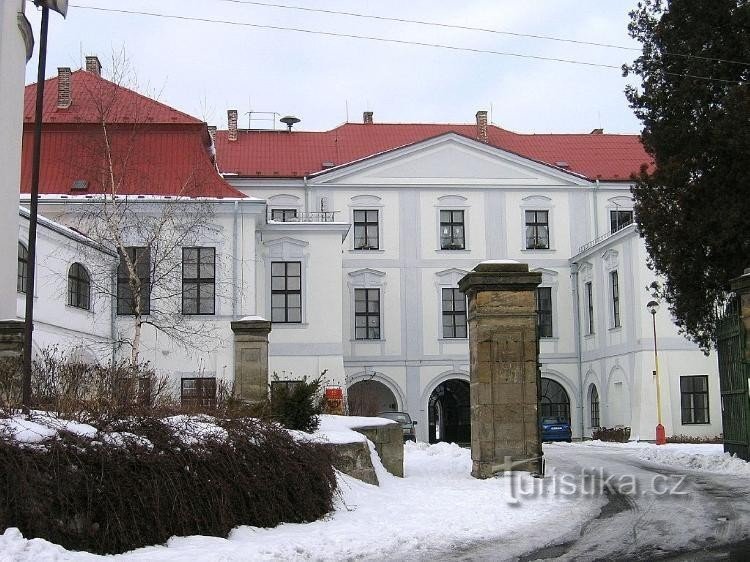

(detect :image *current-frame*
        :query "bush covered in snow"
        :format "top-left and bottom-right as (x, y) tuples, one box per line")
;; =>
(0, 413), (337, 555)
(592, 426), (631, 442)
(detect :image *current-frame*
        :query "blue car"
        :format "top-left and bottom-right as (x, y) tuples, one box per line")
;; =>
(540, 416), (572, 442)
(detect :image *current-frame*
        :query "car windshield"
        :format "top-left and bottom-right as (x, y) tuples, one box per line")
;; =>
(542, 417), (566, 424)
(378, 412), (412, 424)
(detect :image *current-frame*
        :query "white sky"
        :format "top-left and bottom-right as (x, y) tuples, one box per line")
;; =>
(24, 0), (644, 134)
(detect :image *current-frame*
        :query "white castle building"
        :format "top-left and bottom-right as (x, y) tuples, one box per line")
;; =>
(5, 56), (720, 442)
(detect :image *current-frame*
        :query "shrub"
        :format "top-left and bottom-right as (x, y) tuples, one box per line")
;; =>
(666, 434), (723, 444)
(592, 426), (631, 442)
(0, 416), (337, 554)
(269, 372), (326, 432)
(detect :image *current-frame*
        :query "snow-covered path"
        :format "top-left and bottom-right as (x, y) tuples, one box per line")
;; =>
(448, 443), (750, 561)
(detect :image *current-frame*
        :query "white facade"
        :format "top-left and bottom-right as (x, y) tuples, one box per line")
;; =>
(0, 1), (32, 320)
(227, 133), (721, 442)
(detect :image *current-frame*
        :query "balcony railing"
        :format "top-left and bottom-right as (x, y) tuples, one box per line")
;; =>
(267, 211), (339, 223)
(576, 220), (635, 255)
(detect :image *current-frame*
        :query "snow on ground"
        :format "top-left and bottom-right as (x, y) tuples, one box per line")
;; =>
(561, 440), (750, 476)
(0, 422), (605, 562)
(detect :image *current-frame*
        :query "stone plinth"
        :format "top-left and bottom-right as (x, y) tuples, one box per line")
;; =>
(458, 262), (543, 478)
(230, 317), (271, 402)
(0, 320), (25, 358)
(353, 423), (404, 478)
(731, 269), (750, 362)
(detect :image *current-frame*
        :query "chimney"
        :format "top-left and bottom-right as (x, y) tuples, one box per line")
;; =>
(227, 109), (238, 142)
(363, 111), (374, 124)
(57, 67), (72, 109)
(207, 125), (217, 144)
(85, 55), (102, 76)
(475, 110), (488, 143)
(590, 128), (604, 135)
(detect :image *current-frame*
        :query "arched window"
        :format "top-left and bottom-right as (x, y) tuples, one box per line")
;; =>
(541, 378), (570, 420)
(590, 385), (600, 428)
(17, 242), (28, 294)
(68, 263), (91, 310)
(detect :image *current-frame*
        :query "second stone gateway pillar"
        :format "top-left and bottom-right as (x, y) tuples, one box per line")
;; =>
(458, 262), (543, 479)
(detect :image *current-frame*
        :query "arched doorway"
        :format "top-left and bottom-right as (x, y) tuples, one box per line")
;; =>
(347, 379), (398, 416)
(541, 378), (570, 420)
(428, 379), (470, 444)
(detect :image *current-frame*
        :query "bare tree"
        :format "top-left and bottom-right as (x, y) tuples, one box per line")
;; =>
(58, 52), (232, 365)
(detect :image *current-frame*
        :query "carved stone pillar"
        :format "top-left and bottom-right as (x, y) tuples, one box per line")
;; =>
(230, 317), (271, 402)
(0, 320), (25, 358)
(458, 262), (543, 478)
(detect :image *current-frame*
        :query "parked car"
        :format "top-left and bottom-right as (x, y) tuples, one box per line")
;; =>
(377, 411), (417, 442)
(540, 416), (572, 442)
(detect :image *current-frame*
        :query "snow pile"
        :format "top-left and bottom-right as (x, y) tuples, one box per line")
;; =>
(0, 434), (604, 561)
(311, 414), (396, 444)
(636, 444), (750, 476)
(161, 415), (229, 445)
(0, 413), (97, 444)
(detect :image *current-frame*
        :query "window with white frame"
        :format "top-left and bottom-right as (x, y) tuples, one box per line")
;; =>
(182, 247), (215, 315)
(17, 242), (28, 294)
(353, 210), (379, 250)
(536, 287), (553, 338)
(680, 375), (709, 424)
(585, 281), (594, 335)
(610, 210), (634, 233)
(271, 261), (302, 323)
(440, 210), (465, 250)
(354, 288), (380, 339)
(610, 270), (621, 328)
(525, 210), (549, 249)
(68, 262), (91, 311)
(442, 288), (467, 338)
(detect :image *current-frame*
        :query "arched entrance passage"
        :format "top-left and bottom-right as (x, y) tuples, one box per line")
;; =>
(428, 379), (470, 444)
(347, 379), (398, 416)
(541, 378), (570, 420)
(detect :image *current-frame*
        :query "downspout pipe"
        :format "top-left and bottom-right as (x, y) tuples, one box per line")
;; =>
(303, 175), (310, 215)
(232, 200), (239, 320)
(592, 179), (601, 239)
(571, 262), (585, 440)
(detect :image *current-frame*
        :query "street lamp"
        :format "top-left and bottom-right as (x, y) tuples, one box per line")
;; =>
(22, 0), (68, 412)
(647, 300), (666, 445)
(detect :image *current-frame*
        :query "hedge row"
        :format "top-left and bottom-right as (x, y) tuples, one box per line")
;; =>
(0, 416), (336, 554)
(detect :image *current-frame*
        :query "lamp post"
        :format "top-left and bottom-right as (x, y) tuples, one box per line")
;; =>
(647, 300), (666, 445)
(22, 0), (68, 413)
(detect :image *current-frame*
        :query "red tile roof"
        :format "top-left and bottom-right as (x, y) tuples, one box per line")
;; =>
(22, 71), (243, 198)
(24, 70), (201, 125)
(215, 123), (652, 181)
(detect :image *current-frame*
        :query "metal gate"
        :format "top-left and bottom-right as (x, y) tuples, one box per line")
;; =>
(716, 297), (750, 461)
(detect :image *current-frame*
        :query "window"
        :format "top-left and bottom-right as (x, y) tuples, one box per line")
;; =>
(180, 377), (217, 409)
(590, 385), (600, 427)
(353, 210), (379, 250)
(585, 281), (594, 335)
(67, 263), (91, 310)
(442, 288), (467, 338)
(525, 210), (549, 249)
(117, 247), (150, 315)
(271, 379), (302, 398)
(536, 287), (553, 338)
(270, 208), (297, 222)
(440, 210), (465, 250)
(182, 247), (215, 315)
(17, 242), (28, 294)
(610, 271), (621, 328)
(355, 288), (380, 340)
(681, 375), (709, 424)
(271, 261), (302, 323)
(610, 210), (633, 233)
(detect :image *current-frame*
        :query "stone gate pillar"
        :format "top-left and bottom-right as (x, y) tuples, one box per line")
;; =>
(230, 316), (271, 402)
(458, 262), (543, 478)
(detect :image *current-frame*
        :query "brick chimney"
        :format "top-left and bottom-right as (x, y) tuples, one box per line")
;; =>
(57, 67), (72, 109)
(207, 125), (217, 144)
(85, 55), (102, 76)
(363, 111), (373, 124)
(475, 110), (488, 143)
(227, 109), (238, 142)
